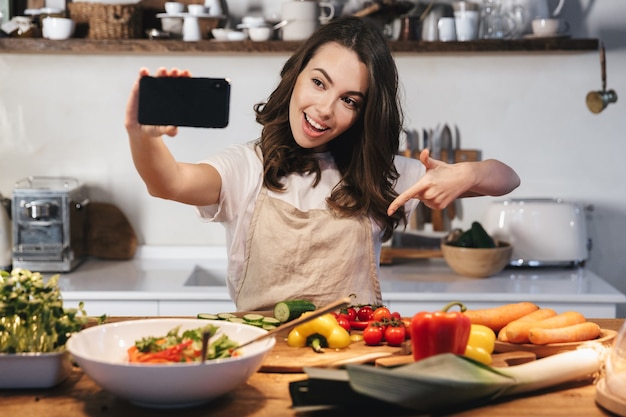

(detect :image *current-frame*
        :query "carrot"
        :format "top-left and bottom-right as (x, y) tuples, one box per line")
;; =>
(528, 322), (601, 345)
(505, 311), (586, 344)
(462, 302), (539, 333)
(497, 308), (558, 342)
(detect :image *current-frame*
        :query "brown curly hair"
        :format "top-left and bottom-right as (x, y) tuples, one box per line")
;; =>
(254, 16), (405, 241)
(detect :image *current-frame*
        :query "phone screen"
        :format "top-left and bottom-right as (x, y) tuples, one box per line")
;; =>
(138, 76), (231, 128)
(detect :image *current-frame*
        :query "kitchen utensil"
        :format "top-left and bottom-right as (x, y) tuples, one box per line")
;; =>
(453, 1), (480, 41)
(87, 202), (137, 260)
(201, 329), (210, 363)
(586, 42), (618, 114)
(232, 297), (352, 353)
(483, 198), (589, 267)
(421, 3), (453, 41)
(437, 17), (456, 41)
(12, 177), (89, 272)
(280, 0), (334, 41)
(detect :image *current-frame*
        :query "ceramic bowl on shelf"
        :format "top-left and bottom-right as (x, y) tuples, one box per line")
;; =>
(66, 318), (275, 408)
(441, 241), (513, 278)
(248, 26), (272, 41)
(42, 17), (75, 40)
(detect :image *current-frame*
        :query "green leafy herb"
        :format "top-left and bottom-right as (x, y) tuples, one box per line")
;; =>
(0, 268), (95, 353)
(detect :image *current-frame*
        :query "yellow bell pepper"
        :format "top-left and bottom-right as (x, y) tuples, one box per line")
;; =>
(464, 324), (496, 365)
(286, 313), (351, 353)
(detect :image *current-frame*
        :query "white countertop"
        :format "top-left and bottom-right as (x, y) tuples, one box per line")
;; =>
(54, 246), (626, 317)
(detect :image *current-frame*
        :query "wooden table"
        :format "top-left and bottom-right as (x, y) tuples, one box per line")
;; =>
(1, 319), (622, 417)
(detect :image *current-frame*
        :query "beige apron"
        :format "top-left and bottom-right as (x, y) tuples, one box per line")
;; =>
(236, 187), (380, 311)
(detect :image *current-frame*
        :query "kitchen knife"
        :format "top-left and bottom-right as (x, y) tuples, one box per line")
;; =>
(441, 124), (456, 220)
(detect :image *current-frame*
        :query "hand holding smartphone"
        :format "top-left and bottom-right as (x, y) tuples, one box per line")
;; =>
(138, 76), (231, 128)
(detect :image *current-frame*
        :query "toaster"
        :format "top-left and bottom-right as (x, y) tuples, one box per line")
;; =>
(483, 198), (589, 267)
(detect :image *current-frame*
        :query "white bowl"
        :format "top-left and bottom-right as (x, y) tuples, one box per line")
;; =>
(67, 318), (275, 408)
(0, 351), (72, 388)
(248, 26), (272, 41)
(211, 27), (229, 40)
(164, 1), (184, 14)
(42, 17), (75, 40)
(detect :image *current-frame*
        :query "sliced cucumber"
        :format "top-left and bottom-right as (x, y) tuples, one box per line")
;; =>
(197, 313), (220, 320)
(262, 316), (281, 326)
(273, 300), (316, 323)
(243, 313), (265, 323)
(262, 324), (277, 331)
(217, 312), (237, 320)
(227, 317), (245, 324)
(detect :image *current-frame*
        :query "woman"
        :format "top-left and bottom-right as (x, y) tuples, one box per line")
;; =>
(125, 17), (520, 311)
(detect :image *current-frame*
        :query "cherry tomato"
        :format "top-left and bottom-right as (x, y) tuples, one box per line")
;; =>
(362, 323), (384, 346)
(401, 318), (412, 339)
(344, 307), (357, 322)
(372, 307), (392, 323)
(384, 324), (407, 346)
(335, 316), (351, 332)
(391, 311), (402, 321)
(357, 305), (374, 322)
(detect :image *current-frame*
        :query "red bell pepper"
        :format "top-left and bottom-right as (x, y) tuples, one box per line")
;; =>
(410, 301), (471, 361)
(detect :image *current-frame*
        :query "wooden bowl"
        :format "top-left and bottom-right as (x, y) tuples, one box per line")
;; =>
(441, 241), (513, 278)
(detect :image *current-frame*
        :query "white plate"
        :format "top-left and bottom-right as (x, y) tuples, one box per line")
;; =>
(0, 351), (72, 388)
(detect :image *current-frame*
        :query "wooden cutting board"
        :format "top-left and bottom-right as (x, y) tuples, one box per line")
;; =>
(87, 202), (137, 260)
(260, 332), (407, 373)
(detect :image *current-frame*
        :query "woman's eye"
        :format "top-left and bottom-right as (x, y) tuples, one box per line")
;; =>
(343, 97), (359, 109)
(312, 78), (324, 88)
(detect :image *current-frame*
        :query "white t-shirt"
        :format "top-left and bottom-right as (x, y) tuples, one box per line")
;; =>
(197, 141), (425, 301)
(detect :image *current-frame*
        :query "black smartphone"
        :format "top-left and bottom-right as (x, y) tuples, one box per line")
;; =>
(138, 76), (231, 128)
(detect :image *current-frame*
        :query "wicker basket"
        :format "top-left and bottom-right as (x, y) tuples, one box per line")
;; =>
(68, 2), (142, 39)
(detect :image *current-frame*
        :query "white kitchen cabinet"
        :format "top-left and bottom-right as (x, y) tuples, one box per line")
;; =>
(57, 247), (626, 318)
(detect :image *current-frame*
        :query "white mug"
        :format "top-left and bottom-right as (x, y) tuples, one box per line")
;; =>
(204, 0), (223, 16)
(438, 17), (456, 42)
(454, 10), (479, 41)
(281, 1), (335, 41)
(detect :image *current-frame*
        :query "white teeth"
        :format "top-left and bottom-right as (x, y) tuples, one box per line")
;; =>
(305, 113), (327, 131)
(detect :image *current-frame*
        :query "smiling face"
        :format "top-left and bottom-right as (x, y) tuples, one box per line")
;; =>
(289, 42), (369, 152)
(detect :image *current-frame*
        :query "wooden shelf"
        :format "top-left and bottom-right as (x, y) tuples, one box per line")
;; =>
(0, 37), (599, 55)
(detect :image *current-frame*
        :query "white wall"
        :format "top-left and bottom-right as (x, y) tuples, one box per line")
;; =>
(1, 1), (625, 310)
